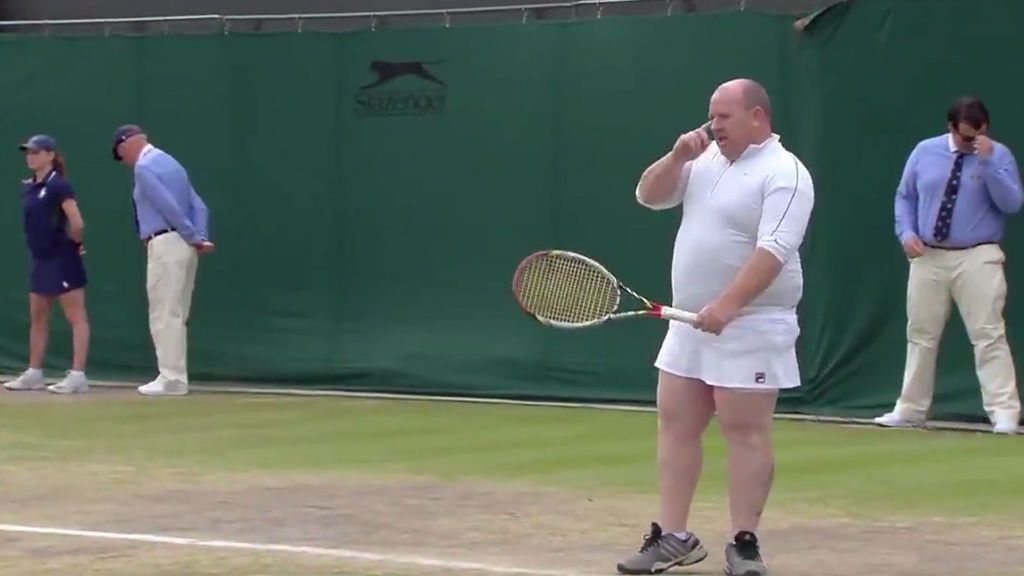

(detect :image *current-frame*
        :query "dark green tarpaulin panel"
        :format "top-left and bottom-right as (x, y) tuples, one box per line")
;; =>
(785, 0), (1024, 421)
(0, 0), (1020, 422)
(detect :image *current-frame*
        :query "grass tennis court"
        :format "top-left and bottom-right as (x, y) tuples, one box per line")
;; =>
(0, 387), (1022, 576)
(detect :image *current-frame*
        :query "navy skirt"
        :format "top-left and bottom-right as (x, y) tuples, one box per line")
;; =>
(30, 246), (87, 296)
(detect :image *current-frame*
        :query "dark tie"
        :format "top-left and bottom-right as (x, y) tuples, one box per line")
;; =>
(932, 152), (965, 243)
(132, 198), (140, 235)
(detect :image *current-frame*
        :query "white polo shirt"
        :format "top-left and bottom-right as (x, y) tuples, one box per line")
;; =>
(640, 134), (815, 316)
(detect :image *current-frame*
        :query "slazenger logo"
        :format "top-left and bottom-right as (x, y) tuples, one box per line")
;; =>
(354, 60), (447, 117)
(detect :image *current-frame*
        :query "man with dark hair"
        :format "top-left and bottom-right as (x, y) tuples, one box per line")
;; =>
(947, 96), (990, 131)
(879, 96), (1023, 434)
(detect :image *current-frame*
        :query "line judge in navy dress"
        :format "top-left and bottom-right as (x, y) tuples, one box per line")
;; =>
(3, 135), (91, 394)
(112, 125), (214, 397)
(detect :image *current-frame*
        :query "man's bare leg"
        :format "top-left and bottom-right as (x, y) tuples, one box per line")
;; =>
(657, 371), (716, 533)
(714, 386), (778, 534)
(713, 386), (777, 576)
(616, 371), (715, 574)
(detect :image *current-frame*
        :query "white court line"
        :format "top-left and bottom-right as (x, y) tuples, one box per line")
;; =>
(0, 523), (602, 576)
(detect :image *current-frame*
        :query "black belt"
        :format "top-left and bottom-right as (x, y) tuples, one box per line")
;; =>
(145, 229), (174, 241)
(924, 241), (996, 251)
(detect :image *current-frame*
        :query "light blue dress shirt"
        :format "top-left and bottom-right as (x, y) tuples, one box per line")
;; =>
(895, 134), (1023, 248)
(133, 145), (210, 244)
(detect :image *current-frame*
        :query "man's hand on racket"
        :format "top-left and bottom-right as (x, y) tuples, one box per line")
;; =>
(670, 124), (712, 163)
(695, 297), (739, 335)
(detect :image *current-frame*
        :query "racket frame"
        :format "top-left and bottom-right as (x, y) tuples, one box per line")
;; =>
(512, 249), (699, 329)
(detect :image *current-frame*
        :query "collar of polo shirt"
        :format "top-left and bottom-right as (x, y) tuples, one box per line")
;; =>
(733, 133), (781, 161)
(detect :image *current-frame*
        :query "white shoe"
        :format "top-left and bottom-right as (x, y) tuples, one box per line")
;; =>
(47, 371), (89, 394)
(137, 377), (189, 396)
(873, 411), (926, 428)
(4, 368), (46, 391)
(992, 412), (1020, 435)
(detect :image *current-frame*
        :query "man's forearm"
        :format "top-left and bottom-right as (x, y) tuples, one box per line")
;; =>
(894, 200), (919, 243)
(980, 158), (1024, 214)
(717, 248), (785, 310)
(636, 152), (687, 208)
(189, 190), (210, 240)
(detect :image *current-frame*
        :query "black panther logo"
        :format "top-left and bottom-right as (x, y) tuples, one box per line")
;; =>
(359, 60), (446, 90)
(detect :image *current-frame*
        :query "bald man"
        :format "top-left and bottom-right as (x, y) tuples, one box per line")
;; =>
(112, 124), (214, 396)
(616, 79), (815, 576)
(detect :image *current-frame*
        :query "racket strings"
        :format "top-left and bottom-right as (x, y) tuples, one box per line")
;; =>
(514, 253), (619, 324)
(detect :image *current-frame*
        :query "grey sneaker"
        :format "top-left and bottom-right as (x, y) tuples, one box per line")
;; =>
(724, 531), (768, 576)
(616, 522), (708, 574)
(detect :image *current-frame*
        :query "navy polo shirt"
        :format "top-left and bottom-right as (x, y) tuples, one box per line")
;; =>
(23, 170), (76, 259)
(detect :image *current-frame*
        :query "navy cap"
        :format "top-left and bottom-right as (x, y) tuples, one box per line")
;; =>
(19, 134), (57, 152)
(112, 124), (144, 161)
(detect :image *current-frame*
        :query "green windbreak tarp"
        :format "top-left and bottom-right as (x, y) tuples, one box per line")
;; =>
(0, 0), (1020, 422)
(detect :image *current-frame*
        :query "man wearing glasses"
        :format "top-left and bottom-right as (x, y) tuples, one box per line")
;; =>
(878, 96), (1023, 434)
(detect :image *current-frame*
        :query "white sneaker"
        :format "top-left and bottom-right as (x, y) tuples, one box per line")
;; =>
(992, 412), (1020, 435)
(47, 371), (89, 394)
(873, 411), (926, 428)
(137, 377), (188, 396)
(4, 368), (46, 391)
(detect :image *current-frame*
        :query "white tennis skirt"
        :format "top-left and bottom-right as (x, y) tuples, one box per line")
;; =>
(654, 310), (802, 390)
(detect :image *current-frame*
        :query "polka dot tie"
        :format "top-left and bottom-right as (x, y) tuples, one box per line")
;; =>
(932, 152), (965, 243)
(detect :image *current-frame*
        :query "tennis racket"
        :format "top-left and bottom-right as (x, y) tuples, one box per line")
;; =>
(511, 250), (699, 329)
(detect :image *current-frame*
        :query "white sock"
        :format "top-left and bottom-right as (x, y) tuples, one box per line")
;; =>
(69, 370), (85, 378)
(26, 367), (42, 377)
(672, 531), (691, 541)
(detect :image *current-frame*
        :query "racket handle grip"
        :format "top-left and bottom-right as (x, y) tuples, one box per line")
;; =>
(658, 306), (699, 325)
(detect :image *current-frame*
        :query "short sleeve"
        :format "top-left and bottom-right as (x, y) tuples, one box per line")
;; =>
(756, 155), (814, 264)
(48, 179), (76, 204)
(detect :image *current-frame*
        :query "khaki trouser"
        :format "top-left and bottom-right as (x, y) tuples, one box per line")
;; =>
(893, 243), (1020, 423)
(146, 232), (199, 384)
